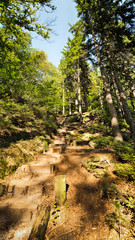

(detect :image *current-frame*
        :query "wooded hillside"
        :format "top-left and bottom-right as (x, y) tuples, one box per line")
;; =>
(0, 1), (135, 239)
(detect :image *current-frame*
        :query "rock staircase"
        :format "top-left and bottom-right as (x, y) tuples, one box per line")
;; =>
(0, 128), (67, 240)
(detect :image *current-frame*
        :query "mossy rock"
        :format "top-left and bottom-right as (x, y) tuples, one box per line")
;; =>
(93, 169), (105, 178)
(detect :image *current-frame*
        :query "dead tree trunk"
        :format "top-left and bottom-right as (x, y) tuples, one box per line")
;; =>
(28, 205), (51, 240)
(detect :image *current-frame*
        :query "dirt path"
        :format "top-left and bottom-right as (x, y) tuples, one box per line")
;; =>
(0, 118), (133, 239)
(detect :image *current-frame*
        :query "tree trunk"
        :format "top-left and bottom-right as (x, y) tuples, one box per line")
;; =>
(105, 50), (124, 117)
(69, 90), (72, 115)
(62, 79), (65, 115)
(92, 29), (123, 141)
(74, 76), (79, 113)
(28, 205), (51, 240)
(105, 44), (135, 139)
(77, 59), (82, 114)
(98, 89), (104, 110)
(111, 73), (124, 117)
(83, 90), (88, 111)
(113, 67), (135, 140)
(129, 78), (135, 111)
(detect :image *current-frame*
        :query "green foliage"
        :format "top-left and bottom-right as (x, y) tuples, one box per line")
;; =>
(102, 182), (119, 199)
(0, 0), (55, 40)
(82, 157), (97, 172)
(100, 173), (119, 199)
(59, 20), (91, 114)
(115, 163), (135, 181)
(93, 136), (114, 149)
(0, 155), (8, 179)
(88, 123), (111, 135)
(0, 134), (52, 179)
(126, 197), (135, 211)
(51, 202), (60, 225)
(114, 141), (135, 165)
(106, 199), (127, 229)
(114, 141), (134, 155)
(106, 212), (118, 228)
(74, 0), (135, 140)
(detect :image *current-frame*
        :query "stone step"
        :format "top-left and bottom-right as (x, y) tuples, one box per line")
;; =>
(0, 203), (36, 224)
(0, 201), (37, 240)
(0, 202), (37, 239)
(21, 162), (53, 175)
(7, 184), (44, 197)
(6, 176), (49, 197)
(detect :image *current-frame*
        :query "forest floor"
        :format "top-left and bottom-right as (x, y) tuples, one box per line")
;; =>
(0, 115), (135, 240)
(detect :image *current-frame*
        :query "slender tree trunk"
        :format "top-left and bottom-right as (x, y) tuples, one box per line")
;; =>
(77, 59), (82, 114)
(105, 50), (124, 117)
(113, 68), (135, 140)
(69, 90), (72, 115)
(83, 90), (88, 111)
(98, 89), (104, 110)
(131, 84), (135, 98)
(129, 78), (135, 111)
(92, 29), (123, 141)
(62, 79), (65, 115)
(96, 73), (104, 110)
(111, 73), (124, 117)
(105, 45), (135, 139)
(74, 76), (79, 113)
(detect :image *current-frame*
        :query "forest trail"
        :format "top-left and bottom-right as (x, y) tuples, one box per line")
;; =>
(0, 116), (134, 240)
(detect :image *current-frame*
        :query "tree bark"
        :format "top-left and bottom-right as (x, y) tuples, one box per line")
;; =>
(62, 79), (65, 115)
(113, 67), (135, 140)
(74, 75), (79, 113)
(68, 90), (72, 115)
(98, 89), (104, 110)
(28, 205), (51, 240)
(129, 78), (135, 111)
(105, 50), (124, 117)
(102, 37), (135, 139)
(92, 29), (123, 141)
(77, 59), (82, 114)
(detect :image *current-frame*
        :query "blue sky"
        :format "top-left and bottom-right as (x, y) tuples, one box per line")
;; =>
(32, 0), (78, 67)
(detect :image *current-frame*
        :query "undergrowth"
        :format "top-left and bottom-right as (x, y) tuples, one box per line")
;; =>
(0, 99), (58, 179)
(0, 136), (51, 179)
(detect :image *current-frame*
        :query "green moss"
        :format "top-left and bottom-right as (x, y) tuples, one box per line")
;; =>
(94, 136), (114, 149)
(114, 141), (135, 165)
(115, 163), (135, 181)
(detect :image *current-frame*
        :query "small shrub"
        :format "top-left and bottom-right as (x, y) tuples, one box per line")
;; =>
(94, 136), (114, 149)
(0, 156), (8, 179)
(126, 196), (135, 211)
(82, 157), (98, 172)
(101, 173), (119, 199)
(114, 141), (134, 155)
(115, 163), (135, 181)
(106, 212), (118, 228)
(114, 141), (135, 165)
(88, 123), (111, 134)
